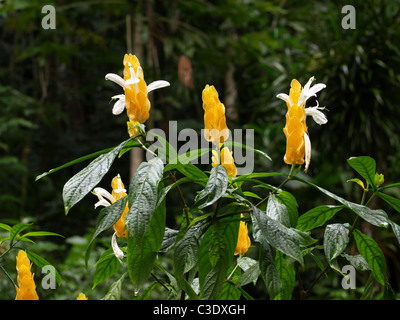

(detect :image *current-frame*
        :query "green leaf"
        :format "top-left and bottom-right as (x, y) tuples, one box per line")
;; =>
(85, 197), (128, 265)
(10, 223), (32, 245)
(35, 147), (114, 181)
(127, 197), (166, 288)
(174, 221), (207, 274)
(146, 131), (178, 163)
(292, 176), (389, 228)
(26, 250), (62, 286)
(297, 205), (344, 231)
(342, 253), (370, 271)
(273, 251), (296, 300)
(166, 162), (208, 185)
(198, 217), (239, 299)
(101, 273), (125, 300)
(218, 265), (242, 300)
(0, 223), (11, 232)
(194, 165), (229, 209)
(236, 257), (260, 288)
(126, 157), (164, 242)
(380, 182), (400, 190)
(62, 137), (134, 214)
(224, 140), (272, 162)
(20, 231), (63, 240)
(324, 223), (350, 263)
(347, 156), (377, 191)
(353, 229), (386, 285)
(251, 206), (315, 267)
(389, 221), (400, 246)
(378, 192), (400, 214)
(266, 193), (290, 227)
(93, 249), (121, 288)
(232, 172), (286, 184)
(259, 240), (282, 299)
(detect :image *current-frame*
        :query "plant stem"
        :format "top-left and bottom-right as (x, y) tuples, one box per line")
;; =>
(168, 172), (190, 226)
(255, 164), (296, 208)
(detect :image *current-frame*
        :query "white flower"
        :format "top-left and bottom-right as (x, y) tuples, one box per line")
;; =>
(111, 232), (125, 263)
(305, 104), (328, 125)
(298, 76), (326, 106)
(276, 76), (328, 126)
(92, 187), (115, 208)
(105, 62), (170, 116)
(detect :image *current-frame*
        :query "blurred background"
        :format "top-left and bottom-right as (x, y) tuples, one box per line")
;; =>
(1, 0), (400, 299)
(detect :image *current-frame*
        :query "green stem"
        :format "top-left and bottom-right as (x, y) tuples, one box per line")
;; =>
(255, 164), (296, 208)
(0, 263), (16, 288)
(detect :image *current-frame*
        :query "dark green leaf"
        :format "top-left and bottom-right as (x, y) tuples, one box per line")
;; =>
(354, 229), (386, 285)
(273, 251), (295, 300)
(297, 205), (344, 231)
(378, 192), (400, 213)
(198, 217), (239, 299)
(62, 137), (133, 214)
(194, 165), (229, 209)
(292, 176), (389, 228)
(26, 250), (62, 286)
(127, 197), (166, 288)
(251, 206), (315, 266)
(126, 157), (164, 241)
(85, 197), (128, 265)
(259, 240), (281, 299)
(347, 156), (377, 190)
(101, 273), (125, 300)
(324, 223), (350, 263)
(93, 249), (121, 288)
(266, 193), (290, 227)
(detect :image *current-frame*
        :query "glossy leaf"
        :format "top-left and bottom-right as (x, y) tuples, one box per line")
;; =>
(93, 249), (121, 288)
(127, 197), (166, 288)
(354, 229), (386, 285)
(378, 192), (400, 214)
(293, 176), (389, 228)
(273, 251), (296, 300)
(126, 157), (164, 241)
(198, 217), (239, 299)
(62, 137), (133, 214)
(347, 156), (377, 190)
(266, 193), (290, 227)
(194, 165), (229, 209)
(324, 223), (350, 263)
(259, 239), (281, 299)
(251, 206), (316, 266)
(297, 205), (344, 231)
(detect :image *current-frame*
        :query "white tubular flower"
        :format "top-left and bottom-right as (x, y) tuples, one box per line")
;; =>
(298, 76), (326, 106)
(105, 62), (170, 117)
(111, 94), (126, 115)
(111, 232), (125, 263)
(92, 187), (116, 208)
(305, 105), (328, 125)
(304, 132), (312, 172)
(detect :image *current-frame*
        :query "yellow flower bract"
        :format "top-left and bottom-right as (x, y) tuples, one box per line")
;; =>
(15, 250), (39, 300)
(283, 79), (308, 166)
(123, 54), (151, 127)
(111, 175), (129, 238)
(202, 84), (229, 145)
(235, 216), (251, 256)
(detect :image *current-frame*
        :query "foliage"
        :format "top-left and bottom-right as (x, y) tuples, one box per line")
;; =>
(1, 0), (400, 300)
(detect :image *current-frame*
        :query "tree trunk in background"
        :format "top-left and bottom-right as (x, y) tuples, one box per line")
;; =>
(127, 10), (144, 181)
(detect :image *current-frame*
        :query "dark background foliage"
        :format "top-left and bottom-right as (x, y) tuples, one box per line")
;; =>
(1, 0), (399, 299)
